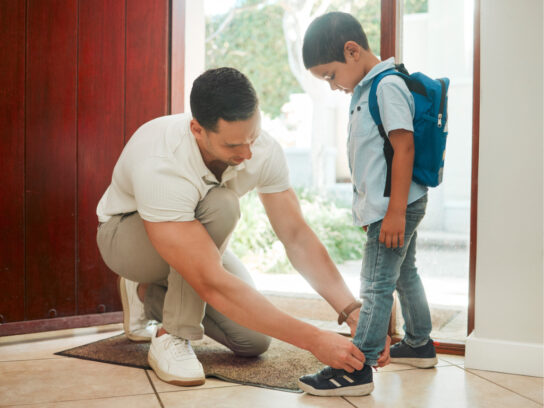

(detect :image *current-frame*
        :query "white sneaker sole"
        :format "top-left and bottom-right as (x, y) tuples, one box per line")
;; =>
(118, 277), (152, 342)
(390, 356), (438, 368)
(148, 352), (205, 386)
(297, 380), (374, 397)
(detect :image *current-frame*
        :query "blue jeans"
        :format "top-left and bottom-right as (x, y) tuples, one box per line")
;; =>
(352, 195), (432, 366)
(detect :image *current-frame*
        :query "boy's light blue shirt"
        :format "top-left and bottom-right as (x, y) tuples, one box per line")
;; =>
(348, 57), (427, 227)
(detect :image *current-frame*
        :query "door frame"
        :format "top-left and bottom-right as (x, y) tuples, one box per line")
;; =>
(382, 0), (480, 355)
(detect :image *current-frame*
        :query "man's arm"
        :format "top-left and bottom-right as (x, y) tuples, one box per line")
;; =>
(143, 218), (365, 372)
(259, 188), (361, 335)
(379, 129), (414, 248)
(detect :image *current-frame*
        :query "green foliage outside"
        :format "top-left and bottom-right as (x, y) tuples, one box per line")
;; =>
(206, 0), (427, 118)
(206, 2), (302, 118)
(230, 189), (366, 274)
(404, 0), (428, 14)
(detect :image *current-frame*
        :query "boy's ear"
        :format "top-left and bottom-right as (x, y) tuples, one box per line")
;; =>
(344, 41), (361, 61)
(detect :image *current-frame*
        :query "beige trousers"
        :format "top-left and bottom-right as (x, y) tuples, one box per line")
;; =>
(96, 187), (270, 356)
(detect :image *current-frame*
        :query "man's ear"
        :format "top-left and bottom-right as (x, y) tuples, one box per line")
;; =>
(190, 119), (206, 141)
(344, 41), (361, 61)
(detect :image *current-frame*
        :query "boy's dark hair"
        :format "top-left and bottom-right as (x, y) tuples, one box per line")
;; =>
(190, 67), (258, 131)
(302, 12), (369, 69)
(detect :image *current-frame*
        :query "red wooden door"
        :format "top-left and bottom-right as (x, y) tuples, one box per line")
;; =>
(0, 0), (183, 333)
(0, 0), (26, 325)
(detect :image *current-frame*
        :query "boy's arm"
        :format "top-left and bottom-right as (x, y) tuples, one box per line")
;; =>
(380, 129), (414, 248)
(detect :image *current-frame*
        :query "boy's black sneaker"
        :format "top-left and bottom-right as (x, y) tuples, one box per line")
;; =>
(390, 339), (438, 368)
(297, 365), (373, 397)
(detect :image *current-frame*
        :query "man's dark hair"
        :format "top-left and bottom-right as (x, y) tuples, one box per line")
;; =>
(302, 12), (369, 69)
(190, 67), (258, 131)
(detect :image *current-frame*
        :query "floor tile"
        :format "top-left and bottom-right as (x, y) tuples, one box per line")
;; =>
(146, 358), (448, 395)
(147, 369), (239, 392)
(159, 385), (354, 408)
(4, 394), (161, 408)
(345, 365), (541, 408)
(377, 357), (450, 373)
(0, 357), (153, 406)
(467, 369), (544, 405)
(0, 327), (123, 362)
(438, 353), (465, 367)
(0, 323), (123, 345)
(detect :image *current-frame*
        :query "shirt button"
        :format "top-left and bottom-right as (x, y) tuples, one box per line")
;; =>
(351, 110), (354, 115)
(357, 106), (361, 111)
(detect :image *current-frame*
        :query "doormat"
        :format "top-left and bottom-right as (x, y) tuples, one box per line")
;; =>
(56, 334), (325, 392)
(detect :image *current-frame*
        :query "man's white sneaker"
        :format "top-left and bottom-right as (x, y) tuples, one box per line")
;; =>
(118, 277), (156, 342)
(148, 331), (205, 386)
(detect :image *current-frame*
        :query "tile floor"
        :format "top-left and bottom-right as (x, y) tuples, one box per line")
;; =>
(1, 324), (542, 408)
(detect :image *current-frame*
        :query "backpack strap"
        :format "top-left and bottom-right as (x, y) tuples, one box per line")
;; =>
(369, 69), (398, 197)
(368, 66), (416, 197)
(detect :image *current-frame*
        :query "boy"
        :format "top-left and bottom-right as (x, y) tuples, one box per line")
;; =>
(298, 12), (437, 397)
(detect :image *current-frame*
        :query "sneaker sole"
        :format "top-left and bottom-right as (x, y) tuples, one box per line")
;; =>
(118, 276), (151, 343)
(390, 356), (438, 368)
(297, 379), (374, 397)
(148, 352), (205, 386)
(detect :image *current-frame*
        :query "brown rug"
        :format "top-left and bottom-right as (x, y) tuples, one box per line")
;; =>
(56, 334), (325, 392)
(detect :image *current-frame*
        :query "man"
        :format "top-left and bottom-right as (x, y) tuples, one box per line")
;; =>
(97, 67), (387, 387)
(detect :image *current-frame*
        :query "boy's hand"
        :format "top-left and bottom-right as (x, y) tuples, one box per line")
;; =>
(379, 210), (406, 248)
(375, 335), (391, 368)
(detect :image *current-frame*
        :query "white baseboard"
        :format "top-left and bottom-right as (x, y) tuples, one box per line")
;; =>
(465, 333), (544, 377)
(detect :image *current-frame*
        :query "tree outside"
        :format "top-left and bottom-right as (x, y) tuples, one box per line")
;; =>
(206, 0), (427, 119)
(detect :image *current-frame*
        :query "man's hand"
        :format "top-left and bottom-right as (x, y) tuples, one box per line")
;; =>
(310, 330), (365, 373)
(379, 210), (406, 248)
(375, 335), (391, 368)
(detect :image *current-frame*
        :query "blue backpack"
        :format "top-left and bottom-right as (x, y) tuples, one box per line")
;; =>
(368, 64), (449, 197)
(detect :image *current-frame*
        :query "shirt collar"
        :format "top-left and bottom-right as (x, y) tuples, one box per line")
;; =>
(354, 57), (396, 90)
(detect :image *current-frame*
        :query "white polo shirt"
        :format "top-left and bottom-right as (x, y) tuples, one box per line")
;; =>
(97, 113), (291, 223)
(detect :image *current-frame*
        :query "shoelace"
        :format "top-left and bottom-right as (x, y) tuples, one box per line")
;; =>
(165, 336), (196, 361)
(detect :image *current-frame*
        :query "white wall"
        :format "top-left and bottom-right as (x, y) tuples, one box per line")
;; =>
(465, 0), (544, 377)
(184, 1), (205, 113)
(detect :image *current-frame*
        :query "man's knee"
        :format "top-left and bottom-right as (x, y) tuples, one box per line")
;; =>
(197, 187), (240, 226)
(230, 332), (271, 357)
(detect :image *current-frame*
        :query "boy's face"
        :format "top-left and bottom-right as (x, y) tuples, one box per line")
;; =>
(309, 61), (363, 94)
(308, 41), (368, 93)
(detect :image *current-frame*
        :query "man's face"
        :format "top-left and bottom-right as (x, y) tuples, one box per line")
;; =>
(194, 110), (261, 168)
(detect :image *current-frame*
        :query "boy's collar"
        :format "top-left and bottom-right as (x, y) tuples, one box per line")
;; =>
(354, 57), (396, 90)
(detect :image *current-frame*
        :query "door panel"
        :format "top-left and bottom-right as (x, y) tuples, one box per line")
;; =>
(0, 0), (26, 324)
(25, 0), (78, 319)
(125, 0), (170, 140)
(77, 0), (126, 314)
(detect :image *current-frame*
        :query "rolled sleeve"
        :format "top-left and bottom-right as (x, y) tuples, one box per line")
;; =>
(377, 76), (415, 136)
(256, 140), (291, 194)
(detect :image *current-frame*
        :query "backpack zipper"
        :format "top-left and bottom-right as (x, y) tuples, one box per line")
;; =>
(437, 79), (446, 128)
